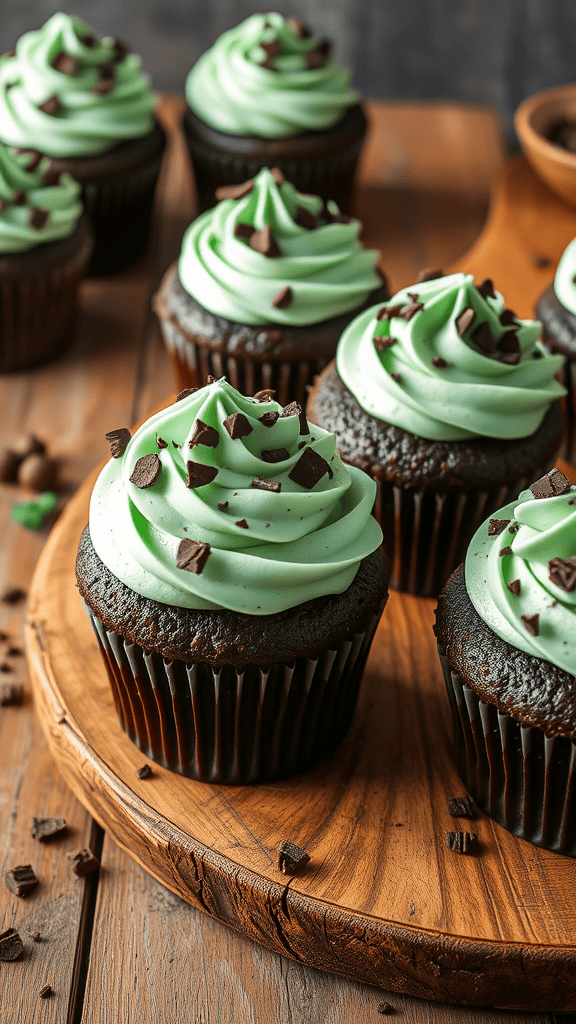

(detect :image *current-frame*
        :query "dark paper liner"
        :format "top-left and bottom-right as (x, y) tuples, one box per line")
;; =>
(536, 287), (576, 464)
(438, 645), (576, 857)
(85, 605), (380, 783)
(373, 466), (553, 597)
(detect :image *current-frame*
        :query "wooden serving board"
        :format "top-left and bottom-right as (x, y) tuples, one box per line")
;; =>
(26, 153), (576, 1012)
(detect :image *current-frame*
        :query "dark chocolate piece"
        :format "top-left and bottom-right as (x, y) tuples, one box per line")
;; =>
(294, 204), (318, 229)
(250, 225), (280, 258)
(390, 372), (402, 383)
(548, 557), (576, 593)
(488, 518), (511, 535)
(136, 764), (153, 779)
(129, 453), (161, 489)
(251, 477), (281, 492)
(215, 179), (254, 201)
(499, 546), (512, 556)
(289, 447), (333, 488)
(5, 864), (38, 896)
(68, 848), (100, 876)
(260, 39), (281, 59)
(176, 538), (211, 574)
(270, 167), (284, 185)
(42, 166), (60, 187)
(105, 427), (131, 458)
(176, 387), (197, 401)
(447, 796), (474, 819)
(374, 335), (397, 351)
(113, 38), (130, 61)
(91, 79), (114, 96)
(39, 984), (53, 999)
(15, 148), (43, 172)
(521, 613), (540, 636)
(52, 52), (78, 75)
(218, 501), (228, 510)
(456, 307), (476, 336)
(470, 321), (495, 355)
(30, 817), (67, 842)
(258, 411), (279, 428)
(530, 468), (571, 499)
(417, 268), (443, 283)
(280, 400), (300, 417)
(0, 928), (23, 961)
(12, 189), (26, 205)
(156, 436), (168, 449)
(498, 330), (521, 365)
(261, 448), (289, 463)
(277, 839), (310, 874)
(98, 62), (115, 80)
(271, 285), (293, 309)
(234, 222), (254, 239)
(189, 418), (219, 449)
(254, 389), (276, 402)
(186, 461), (218, 489)
(446, 831), (477, 854)
(432, 356), (448, 368)
(38, 94), (59, 116)
(306, 47), (327, 69)
(0, 682), (23, 706)
(79, 34), (96, 47)
(499, 308), (517, 326)
(477, 278), (496, 299)
(400, 299), (423, 321)
(507, 579), (521, 596)
(377, 1002), (395, 1015)
(288, 17), (311, 37)
(235, 519), (249, 529)
(223, 412), (252, 439)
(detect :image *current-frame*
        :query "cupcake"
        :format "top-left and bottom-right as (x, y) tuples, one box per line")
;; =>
(536, 239), (576, 464)
(76, 377), (388, 783)
(152, 166), (386, 407)
(182, 12), (367, 213)
(307, 271), (566, 596)
(436, 467), (576, 856)
(0, 141), (91, 371)
(0, 13), (165, 275)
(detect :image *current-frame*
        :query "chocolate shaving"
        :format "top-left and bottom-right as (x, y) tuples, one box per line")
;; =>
(417, 268), (444, 283)
(258, 411), (279, 428)
(42, 166), (60, 187)
(39, 984), (53, 999)
(29, 207), (49, 230)
(507, 579), (521, 596)
(223, 412), (252, 439)
(5, 864), (38, 896)
(521, 613), (539, 636)
(189, 418), (219, 449)
(38, 93), (60, 116)
(218, 501), (228, 511)
(277, 839), (310, 874)
(156, 436), (168, 449)
(177, 538), (211, 575)
(530, 468), (571, 499)
(251, 477), (281, 492)
(79, 34), (96, 47)
(390, 372), (402, 383)
(447, 797), (474, 819)
(186, 461), (218, 489)
(499, 308), (517, 326)
(432, 356), (448, 368)
(456, 307), (476, 336)
(306, 49), (327, 69)
(400, 300), (424, 321)
(15, 148), (43, 172)
(289, 447), (333, 488)
(250, 225), (280, 258)
(136, 764), (152, 779)
(294, 204), (318, 229)
(374, 335), (397, 351)
(30, 817), (67, 842)
(176, 387), (197, 401)
(129, 453), (161, 489)
(113, 38), (130, 61)
(0, 928), (23, 961)
(282, 401), (309, 435)
(215, 179), (254, 201)
(253, 389), (276, 402)
(12, 189), (25, 205)
(260, 39), (281, 59)
(234, 222), (254, 239)
(92, 79), (113, 95)
(261, 448), (289, 464)
(498, 330), (521, 365)
(271, 285), (293, 309)
(488, 518), (511, 535)
(548, 556), (576, 592)
(68, 848), (100, 876)
(98, 62), (115, 80)
(477, 278), (496, 300)
(532, 253), (551, 268)
(105, 427), (131, 458)
(499, 546), (512, 556)
(52, 52), (78, 75)
(288, 17), (311, 37)
(235, 519), (249, 529)
(0, 682), (23, 706)
(376, 303), (403, 321)
(470, 321), (495, 355)
(446, 831), (477, 854)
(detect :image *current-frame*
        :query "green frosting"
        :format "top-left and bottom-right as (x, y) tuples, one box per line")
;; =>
(0, 13), (157, 157)
(466, 477), (576, 674)
(336, 272), (566, 441)
(90, 379), (382, 615)
(185, 12), (359, 138)
(554, 237), (576, 315)
(0, 143), (81, 252)
(178, 167), (380, 327)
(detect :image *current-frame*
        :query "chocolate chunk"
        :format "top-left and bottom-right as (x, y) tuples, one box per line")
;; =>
(105, 427), (131, 458)
(5, 864), (38, 896)
(218, 501), (228, 511)
(477, 278), (496, 299)
(136, 764), (153, 779)
(289, 447), (333, 488)
(176, 538), (211, 574)
(254, 389), (276, 402)
(507, 579), (521, 596)
(91, 79), (113, 95)
(235, 519), (249, 529)
(186, 461), (218, 489)
(432, 356), (448, 368)
(0, 449), (20, 483)
(521, 613), (540, 636)
(42, 166), (60, 187)
(306, 49), (327, 69)
(30, 817), (67, 842)
(223, 412), (252, 439)
(172, 441), (181, 449)
(260, 38), (281, 59)
(68, 848), (100, 876)
(0, 682), (23, 706)
(532, 253), (551, 268)
(374, 335), (397, 351)
(271, 285), (293, 309)
(259, 54), (277, 71)
(215, 179), (254, 201)
(258, 411), (279, 428)
(447, 796), (474, 819)
(207, 375), (218, 384)
(15, 148), (43, 172)
(281, 401), (309, 435)
(251, 477), (281, 492)
(417, 268), (444, 283)
(250, 225), (280, 258)
(390, 372), (402, 383)
(129, 453), (161, 489)
(79, 34), (96, 47)
(446, 831), (477, 854)
(38, 93), (60, 116)
(277, 839), (310, 874)
(28, 205), (49, 230)
(113, 38), (130, 61)
(376, 303), (403, 321)
(456, 307), (476, 336)
(499, 308), (517, 326)
(52, 52), (78, 75)
(270, 167), (284, 185)
(261, 448), (289, 463)
(1, 586), (26, 604)
(400, 300), (424, 321)
(498, 330), (521, 364)
(156, 436), (167, 449)
(98, 62), (115, 80)
(12, 189), (25, 205)
(548, 556), (576, 592)
(288, 16), (311, 36)
(189, 418), (219, 449)
(176, 388), (197, 401)
(39, 984), (53, 999)
(488, 518), (511, 535)
(530, 468), (571, 499)
(294, 204), (318, 229)
(234, 222), (254, 239)
(499, 546), (512, 556)
(470, 321), (495, 355)
(377, 1002), (395, 1015)
(0, 928), (23, 961)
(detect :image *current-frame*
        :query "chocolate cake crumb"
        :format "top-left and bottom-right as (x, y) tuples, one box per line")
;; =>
(68, 848), (100, 876)
(271, 285), (293, 309)
(521, 613), (540, 637)
(289, 447), (333, 488)
(507, 579), (521, 596)
(176, 538), (211, 574)
(499, 546), (512, 556)
(417, 268), (443, 283)
(530, 468), (571, 499)
(129, 453), (161, 489)
(136, 764), (153, 779)
(488, 518), (510, 535)
(5, 864), (38, 896)
(456, 307), (475, 336)
(446, 831), (477, 854)
(176, 388), (197, 401)
(374, 335), (397, 351)
(262, 448), (289, 463)
(224, 412), (253, 438)
(548, 557), (576, 592)
(448, 796), (474, 819)
(277, 840), (310, 874)
(38, 94), (59, 116)
(250, 226), (280, 257)
(258, 411), (279, 428)
(218, 501), (228, 510)
(105, 428), (131, 458)
(294, 205), (318, 229)
(234, 222), (254, 239)
(0, 682), (23, 706)
(215, 179), (254, 201)
(252, 477), (281, 492)
(186, 461), (218, 489)
(235, 519), (249, 529)
(30, 817), (67, 842)
(39, 984), (53, 999)
(377, 1001), (395, 1014)
(189, 419), (219, 449)
(0, 928), (24, 961)
(52, 52), (78, 75)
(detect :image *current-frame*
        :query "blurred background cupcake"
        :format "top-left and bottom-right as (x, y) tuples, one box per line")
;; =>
(436, 467), (576, 857)
(153, 166), (386, 407)
(536, 237), (576, 464)
(0, 13), (165, 275)
(307, 271), (566, 596)
(182, 12), (367, 213)
(0, 141), (91, 372)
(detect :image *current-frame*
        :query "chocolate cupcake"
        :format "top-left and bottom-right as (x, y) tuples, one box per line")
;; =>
(0, 14), (166, 275)
(536, 238), (576, 464)
(183, 12), (367, 213)
(76, 378), (388, 783)
(153, 166), (386, 408)
(436, 467), (576, 857)
(307, 272), (566, 596)
(0, 142), (91, 371)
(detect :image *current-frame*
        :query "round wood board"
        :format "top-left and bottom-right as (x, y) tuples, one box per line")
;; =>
(27, 158), (576, 1011)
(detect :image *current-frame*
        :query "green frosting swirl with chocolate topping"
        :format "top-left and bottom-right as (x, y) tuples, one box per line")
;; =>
(465, 468), (576, 675)
(185, 12), (359, 138)
(0, 141), (82, 252)
(90, 378), (383, 614)
(0, 13), (157, 157)
(554, 237), (576, 315)
(178, 167), (381, 327)
(336, 272), (566, 441)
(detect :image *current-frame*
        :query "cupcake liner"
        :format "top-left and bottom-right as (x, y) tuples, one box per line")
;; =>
(374, 466), (554, 597)
(85, 604), (380, 783)
(438, 645), (576, 857)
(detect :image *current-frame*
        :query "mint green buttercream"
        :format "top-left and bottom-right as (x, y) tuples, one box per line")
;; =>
(0, 143), (81, 252)
(465, 483), (576, 674)
(336, 272), (566, 441)
(186, 12), (359, 138)
(0, 13), (156, 157)
(178, 167), (381, 327)
(89, 379), (382, 614)
(554, 237), (576, 315)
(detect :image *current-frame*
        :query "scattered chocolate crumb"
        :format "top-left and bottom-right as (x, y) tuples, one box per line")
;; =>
(448, 796), (474, 819)
(374, 335), (397, 351)
(261, 448), (289, 463)
(488, 518), (511, 535)
(417, 268), (443, 283)
(68, 848), (100, 876)
(530, 468), (571, 499)
(532, 253), (551, 268)
(477, 278), (496, 300)
(156, 436), (167, 449)
(456, 307), (476, 336)
(508, 523), (519, 534)
(271, 285), (293, 309)
(258, 411), (279, 428)
(136, 764), (153, 779)
(12, 189), (26, 205)
(215, 179), (254, 201)
(39, 984), (53, 999)
(129, 453), (161, 489)
(31, 932), (41, 942)
(499, 546), (512, 556)
(105, 427), (131, 458)
(0, 928), (24, 961)
(1, 586), (26, 604)
(254, 389), (276, 402)
(548, 557), (576, 592)
(470, 321), (495, 355)
(252, 477), (281, 492)
(189, 418), (219, 449)
(223, 412), (252, 439)
(52, 52), (78, 75)
(176, 538), (211, 575)
(218, 501), (228, 511)
(390, 372), (402, 383)
(521, 613), (540, 636)
(38, 94), (60, 116)
(0, 682), (23, 706)
(294, 204), (318, 229)
(30, 817), (67, 842)
(288, 16), (311, 36)
(507, 579), (521, 596)
(185, 461), (218, 489)
(499, 308), (517, 326)
(446, 831), (477, 854)
(235, 519), (249, 529)
(5, 864), (38, 897)
(432, 356), (448, 368)
(234, 222), (254, 240)
(289, 447), (333, 489)
(113, 38), (130, 61)
(250, 225), (280, 258)
(176, 388), (197, 401)
(377, 1001), (395, 1014)
(277, 839), (310, 874)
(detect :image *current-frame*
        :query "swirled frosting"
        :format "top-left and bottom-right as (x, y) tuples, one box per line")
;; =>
(90, 378), (382, 614)
(466, 470), (576, 674)
(0, 142), (82, 252)
(185, 12), (359, 138)
(554, 238), (576, 315)
(336, 272), (566, 441)
(178, 167), (381, 327)
(0, 13), (157, 157)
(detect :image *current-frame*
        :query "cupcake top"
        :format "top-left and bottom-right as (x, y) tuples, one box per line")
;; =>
(178, 167), (381, 327)
(553, 237), (576, 315)
(90, 378), (382, 615)
(0, 142), (82, 253)
(185, 12), (359, 138)
(0, 13), (157, 158)
(336, 271), (566, 441)
(465, 467), (576, 675)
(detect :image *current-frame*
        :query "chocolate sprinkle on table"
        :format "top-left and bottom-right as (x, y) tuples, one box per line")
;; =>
(400, 299), (424, 321)
(105, 427), (131, 458)
(252, 477), (281, 492)
(417, 268), (444, 282)
(374, 335), (397, 351)
(235, 519), (249, 529)
(189, 418), (219, 449)
(507, 579), (521, 596)
(477, 278), (496, 299)
(530, 468), (571, 499)
(0, 682), (23, 706)
(448, 796), (474, 818)
(177, 538), (211, 574)
(294, 204), (318, 229)
(499, 546), (512, 556)
(250, 225), (280, 257)
(186, 461), (218, 489)
(129, 453), (161, 489)
(30, 817), (67, 842)
(38, 93), (60, 116)
(68, 848), (100, 876)
(446, 831), (477, 854)
(271, 285), (293, 309)
(5, 863), (38, 896)
(521, 613), (540, 636)
(289, 447), (333, 488)
(98, 62), (115, 80)
(488, 518), (511, 535)
(254, 389), (276, 402)
(29, 207), (49, 229)
(0, 928), (24, 961)
(52, 52), (78, 75)
(176, 387), (197, 401)
(39, 984), (53, 999)
(261, 448), (289, 463)
(432, 356), (448, 368)
(288, 16), (311, 37)
(258, 411), (279, 428)
(456, 307), (476, 336)
(277, 839), (310, 874)
(471, 321), (495, 355)
(215, 179), (254, 201)
(136, 764), (152, 779)
(548, 556), (576, 592)
(223, 412), (252, 438)
(234, 222), (254, 239)
(218, 501), (228, 510)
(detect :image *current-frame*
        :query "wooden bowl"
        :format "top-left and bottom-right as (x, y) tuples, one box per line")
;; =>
(515, 84), (576, 208)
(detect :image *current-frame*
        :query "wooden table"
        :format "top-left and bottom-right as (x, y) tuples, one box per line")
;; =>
(1, 97), (573, 1023)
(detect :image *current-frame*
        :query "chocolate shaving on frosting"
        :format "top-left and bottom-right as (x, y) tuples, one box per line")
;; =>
(189, 419), (219, 449)
(477, 279), (496, 299)
(176, 388), (197, 401)
(507, 579), (521, 596)
(52, 52), (78, 75)
(374, 335), (397, 351)
(294, 204), (318, 229)
(234, 222), (254, 239)
(548, 557), (576, 592)
(289, 447), (333, 488)
(271, 285), (292, 309)
(488, 518), (510, 535)
(223, 412), (252, 438)
(521, 613), (540, 636)
(186, 461), (218, 488)
(455, 307), (476, 336)
(29, 207), (49, 229)
(254, 389), (275, 402)
(261, 448), (289, 463)
(252, 477), (281, 492)
(530, 468), (571, 499)
(176, 539), (211, 574)
(250, 225), (280, 257)
(105, 427), (131, 458)
(470, 321), (495, 355)
(38, 94), (60, 116)
(288, 17), (311, 37)
(129, 453), (161, 489)
(258, 411), (279, 428)
(417, 268), (444, 283)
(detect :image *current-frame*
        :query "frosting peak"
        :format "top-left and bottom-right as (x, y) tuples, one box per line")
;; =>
(0, 142), (82, 252)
